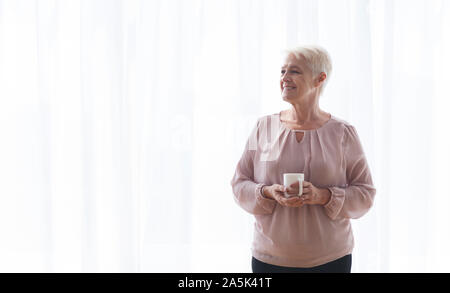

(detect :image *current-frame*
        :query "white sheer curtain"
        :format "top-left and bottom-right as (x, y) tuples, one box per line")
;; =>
(0, 0), (449, 273)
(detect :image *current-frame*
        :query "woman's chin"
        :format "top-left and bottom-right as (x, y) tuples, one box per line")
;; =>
(282, 95), (295, 102)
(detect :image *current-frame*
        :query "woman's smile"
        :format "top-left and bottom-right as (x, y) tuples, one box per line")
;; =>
(282, 83), (297, 92)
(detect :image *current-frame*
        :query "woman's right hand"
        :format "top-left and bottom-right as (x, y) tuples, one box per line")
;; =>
(262, 184), (304, 208)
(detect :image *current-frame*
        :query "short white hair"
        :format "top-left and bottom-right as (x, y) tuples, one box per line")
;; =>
(283, 45), (332, 95)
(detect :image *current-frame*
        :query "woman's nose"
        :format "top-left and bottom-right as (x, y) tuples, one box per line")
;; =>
(281, 73), (291, 82)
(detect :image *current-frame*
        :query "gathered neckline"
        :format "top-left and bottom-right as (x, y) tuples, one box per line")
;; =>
(276, 111), (333, 132)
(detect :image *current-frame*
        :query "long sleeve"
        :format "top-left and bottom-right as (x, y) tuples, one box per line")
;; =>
(324, 125), (376, 220)
(230, 120), (277, 215)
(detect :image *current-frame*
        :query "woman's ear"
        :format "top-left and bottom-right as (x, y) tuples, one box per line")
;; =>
(315, 72), (327, 86)
(319, 72), (327, 83)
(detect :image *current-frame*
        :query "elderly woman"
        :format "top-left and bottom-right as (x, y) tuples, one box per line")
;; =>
(230, 45), (376, 273)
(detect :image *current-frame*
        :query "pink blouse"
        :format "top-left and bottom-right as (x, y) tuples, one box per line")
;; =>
(230, 113), (376, 268)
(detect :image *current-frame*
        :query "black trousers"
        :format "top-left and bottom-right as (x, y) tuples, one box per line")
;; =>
(252, 254), (352, 273)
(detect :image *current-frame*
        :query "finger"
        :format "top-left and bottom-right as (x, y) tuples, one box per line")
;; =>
(293, 200), (305, 207)
(280, 193), (302, 204)
(289, 195), (305, 202)
(293, 199), (305, 207)
(274, 191), (285, 199)
(302, 187), (311, 193)
(289, 181), (300, 188)
(302, 198), (313, 205)
(275, 189), (287, 200)
(276, 185), (287, 192)
(284, 196), (301, 203)
(301, 193), (316, 204)
(277, 190), (289, 198)
(281, 199), (292, 207)
(300, 193), (311, 201)
(285, 187), (299, 194)
(290, 198), (305, 207)
(283, 198), (302, 207)
(274, 193), (288, 206)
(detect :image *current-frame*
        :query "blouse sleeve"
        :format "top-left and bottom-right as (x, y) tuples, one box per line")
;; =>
(230, 119), (277, 215)
(324, 125), (376, 220)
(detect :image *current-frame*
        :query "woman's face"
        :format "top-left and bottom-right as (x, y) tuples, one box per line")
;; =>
(280, 53), (317, 102)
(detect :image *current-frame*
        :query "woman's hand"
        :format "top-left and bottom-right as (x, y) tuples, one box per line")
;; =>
(262, 184), (305, 208)
(263, 181), (331, 207)
(286, 181), (332, 206)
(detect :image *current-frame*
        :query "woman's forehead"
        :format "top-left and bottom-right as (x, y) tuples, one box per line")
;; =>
(281, 64), (302, 69)
(281, 54), (305, 68)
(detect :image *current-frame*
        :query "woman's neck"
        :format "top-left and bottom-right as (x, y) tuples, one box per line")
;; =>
(287, 104), (328, 127)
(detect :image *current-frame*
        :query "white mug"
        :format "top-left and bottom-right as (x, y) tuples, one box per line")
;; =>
(283, 173), (304, 198)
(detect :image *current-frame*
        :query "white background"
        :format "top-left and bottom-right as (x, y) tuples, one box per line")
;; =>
(1, 0), (449, 272)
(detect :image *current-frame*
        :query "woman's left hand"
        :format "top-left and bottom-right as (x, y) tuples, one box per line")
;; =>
(286, 180), (331, 206)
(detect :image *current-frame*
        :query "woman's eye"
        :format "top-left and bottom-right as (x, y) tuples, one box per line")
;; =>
(281, 70), (300, 74)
